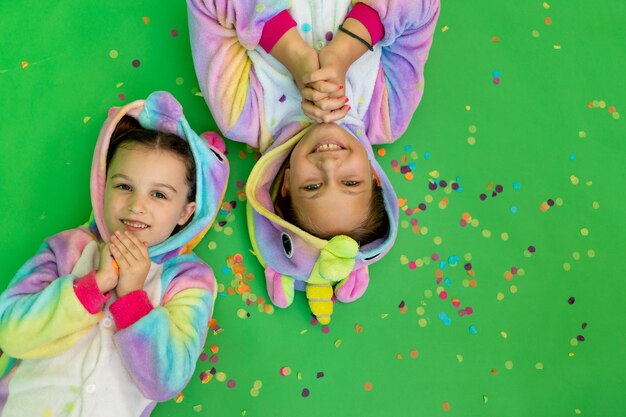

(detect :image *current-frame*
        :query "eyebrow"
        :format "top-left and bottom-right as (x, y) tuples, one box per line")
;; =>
(110, 174), (178, 194)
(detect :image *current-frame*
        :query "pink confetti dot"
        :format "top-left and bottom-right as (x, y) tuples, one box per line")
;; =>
(227, 379), (236, 388)
(408, 261), (417, 270)
(321, 325), (330, 334)
(439, 291), (448, 300)
(118, 93), (126, 101)
(431, 253), (440, 261)
(171, 29), (179, 37)
(199, 353), (208, 362)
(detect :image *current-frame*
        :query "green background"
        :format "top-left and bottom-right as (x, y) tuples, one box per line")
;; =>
(1, 1), (624, 416)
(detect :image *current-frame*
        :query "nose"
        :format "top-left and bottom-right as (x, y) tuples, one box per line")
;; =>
(127, 193), (146, 214)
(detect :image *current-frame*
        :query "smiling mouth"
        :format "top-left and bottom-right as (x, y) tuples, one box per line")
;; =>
(312, 142), (345, 153)
(121, 219), (149, 230)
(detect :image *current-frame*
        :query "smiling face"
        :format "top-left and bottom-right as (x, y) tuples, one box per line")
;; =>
(283, 123), (378, 238)
(103, 145), (196, 247)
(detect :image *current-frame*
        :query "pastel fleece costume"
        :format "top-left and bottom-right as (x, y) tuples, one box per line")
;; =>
(188, 0), (439, 323)
(0, 92), (229, 417)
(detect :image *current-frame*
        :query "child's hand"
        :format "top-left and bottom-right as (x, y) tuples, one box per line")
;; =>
(301, 45), (351, 123)
(95, 242), (119, 293)
(109, 231), (151, 298)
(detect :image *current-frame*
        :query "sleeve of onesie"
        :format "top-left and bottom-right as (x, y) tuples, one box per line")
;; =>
(0, 230), (106, 359)
(187, 0), (291, 150)
(358, 0), (441, 143)
(112, 254), (217, 401)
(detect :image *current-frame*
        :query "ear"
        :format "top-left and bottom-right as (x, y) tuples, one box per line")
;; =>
(178, 201), (197, 225)
(370, 163), (382, 187)
(281, 168), (290, 197)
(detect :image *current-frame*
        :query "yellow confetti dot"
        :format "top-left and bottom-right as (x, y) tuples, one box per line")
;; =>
(469, 125), (477, 133)
(497, 292), (505, 301)
(510, 285), (518, 294)
(224, 227), (233, 236)
(535, 362), (544, 370)
(570, 175), (579, 185)
(418, 318), (428, 327)
(612, 112), (620, 120)
(109, 50), (119, 59)
(585, 180), (593, 186)
(553, 45), (561, 50)
(543, 2), (551, 9)
(556, 197), (564, 206)
(428, 170), (440, 178)
(434, 236), (443, 245)
(465, 105), (471, 111)
(578, 131), (586, 138)
(83, 116), (91, 124)
(43, 409), (53, 417)
(175, 393), (185, 403)
(592, 201), (600, 209)
(461, 279), (469, 288)
(116, 82), (124, 88)
(400, 255), (409, 264)
(587, 249), (596, 258)
(415, 259), (424, 268)
(441, 25), (449, 32)
(425, 194), (434, 203)
(420, 226), (429, 235)
(208, 241), (217, 250)
(424, 289), (433, 298)
(599, 100), (606, 109)
(574, 409), (582, 415)
(505, 360), (514, 370)
(500, 331), (508, 339)
(482, 229), (492, 238)
(176, 77), (184, 85)
(580, 228), (589, 236)
(250, 389), (259, 397)
(416, 306), (425, 316)
(334, 339), (342, 348)
(572, 251), (581, 261)
(501, 232), (509, 241)
(532, 29), (540, 38)
(563, 263), (571, 271)
(467, 136), (476, 145)
(464, 253), (473, 261)
(456, 354), (463, 363)
(237, 309), (248, 319)
(570, 337), (578, 347)
(470, 218), (479, 227)
(255, 4), (265, 12)
(253, 380), (263, 390)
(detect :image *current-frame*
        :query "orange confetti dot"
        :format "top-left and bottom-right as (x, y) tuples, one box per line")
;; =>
(469, 279), (477, 288)
(608, 106), (616, 114)
(256, 296), (266, 305)
(209, 344), (219, 354)
(461, 212), (472, 221)
(490, 369), (499, 375)
(396, 353), (403, 360)
(364, 382), (373, 391)
(398, 198), (407, 206)
(208, 318), (217, 328)
(355, 324), (363, 333)
(491, 36), (500, 43)
(237, 282), (251, 294)
(404, 172), (414, 181)
(544, 16), (552, 25)
(442, 402), (451, 411)
(409, 349), (419, 358)
(377, 148), (386, 157)
(21, 61), (29, 69)
(142, 16), (150, 24)
(540, 202), (549, 212)
(487, 181), (493, 190)
(466, 269), (476, 278)
(504, 271), (513, 281)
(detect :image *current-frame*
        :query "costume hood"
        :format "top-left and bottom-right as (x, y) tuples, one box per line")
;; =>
(246, 122), (399, 324)
(90, 91), (229, 261)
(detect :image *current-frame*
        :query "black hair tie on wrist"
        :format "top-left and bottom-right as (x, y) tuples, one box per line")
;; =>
(338, 24), (374, 51)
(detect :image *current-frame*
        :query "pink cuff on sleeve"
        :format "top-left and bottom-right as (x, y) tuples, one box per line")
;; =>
(346, 3), (385, 46)
(110, 290), (154, 330)
(259, 9), (297, 53)
(73, 271), (110, 314)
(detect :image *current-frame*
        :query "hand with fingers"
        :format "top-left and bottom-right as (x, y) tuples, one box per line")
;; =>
(109, 231), (151, 298)
(96, 242), (120, 294)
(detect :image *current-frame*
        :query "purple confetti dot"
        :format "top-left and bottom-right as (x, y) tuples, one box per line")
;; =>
(279, 94), (286, 103)
(321, 325), (330, 334)
(400, 165), (411, 174)
(576, 335), (585, 342)
(480, 193), (487, 201)
(325, 31), (334, 41)
(582, 322), (588, 330)
(495, 184), (503, 193)
(132, 59), (141, 68)
(418, 203), (427, 211)
(230, 200), (237, 208)
(568, 297), (576, 304)
(451, 182), (459, 190)
(511, 267), (518, 275)
(464, 263), (472, 270)
(492, 191), (498, 197)
(302, 388), (310, 397)
(227, 379), (236, 388)
(398, 300), (406, 308)
(428, 182), (437, 190)
(547, 199), (555, 206)
(439, 180), (448, 188)
(236, 180), (244, 188)
(171, 29), (179, 37)
(218, 221), (227, 227)
(310, 317), (319, 326)
(317, 372), (325, 379)
(528, 245), (536, 253)
(209, 368), (217, 375)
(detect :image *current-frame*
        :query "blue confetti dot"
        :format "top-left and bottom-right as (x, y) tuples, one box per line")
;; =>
(424, 151), (431, 160)
(439, 261), (448, 269)
(444, 278), (451, 286)
(302, 23), (311, 32)
(513, 181), (521, 190)
(469, 325), (478, 334)
(511, 205), (518, 214)
(448, 255), (460, 265)
(569, 153), (576, 161)
(492, 70), (501, 77)
(409, 162), (417, 170)
(438, 312), (452, 326)
(404, 145), (413, 152)
(221, 266), (231, 274)
(456, 186), (464, 192)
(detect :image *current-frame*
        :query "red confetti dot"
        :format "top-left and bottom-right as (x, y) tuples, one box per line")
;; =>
(171, 29), (179, 37)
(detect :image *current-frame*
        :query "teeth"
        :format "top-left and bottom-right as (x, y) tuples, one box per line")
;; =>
(122, 219), (148, 229)
(315, 143), (343, 152)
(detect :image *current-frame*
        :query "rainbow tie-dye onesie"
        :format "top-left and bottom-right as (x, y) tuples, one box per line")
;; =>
(188, 0), (439, 324)
(0, 92), (229, 417)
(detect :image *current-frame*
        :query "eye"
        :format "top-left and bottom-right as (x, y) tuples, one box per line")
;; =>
(343, 180), (360, 187)
(152, 191), (168, 200)
(116, 183), (131, 191)
(304, 183), (321, 191)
